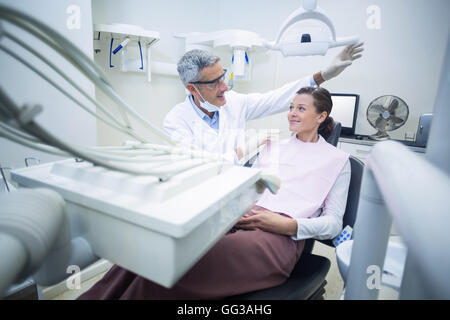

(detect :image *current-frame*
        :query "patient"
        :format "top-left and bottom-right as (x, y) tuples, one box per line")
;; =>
(77, 87), (350, 300)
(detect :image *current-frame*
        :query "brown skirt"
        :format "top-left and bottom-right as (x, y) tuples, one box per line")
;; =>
(78, 218), (305, 300)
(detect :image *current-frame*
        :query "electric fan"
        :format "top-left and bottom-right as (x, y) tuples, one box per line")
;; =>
(367, 95), (409, 140)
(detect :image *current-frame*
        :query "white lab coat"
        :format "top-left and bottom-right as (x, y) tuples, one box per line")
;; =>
(163, 76), (312, 162)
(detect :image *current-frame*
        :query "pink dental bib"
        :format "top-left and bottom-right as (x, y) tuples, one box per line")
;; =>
(254, 135), (349, 219)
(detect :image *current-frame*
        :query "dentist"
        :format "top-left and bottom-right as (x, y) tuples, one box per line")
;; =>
(163, 44), (363, 162)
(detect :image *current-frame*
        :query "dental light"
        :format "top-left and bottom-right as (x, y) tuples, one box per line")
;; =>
(178, 0), (358, 83)
(266, 0), (359, 56)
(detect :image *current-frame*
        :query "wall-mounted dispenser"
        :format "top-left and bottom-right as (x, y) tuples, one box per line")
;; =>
(93, 23), (160, 82)
(232, 47), (250, 81)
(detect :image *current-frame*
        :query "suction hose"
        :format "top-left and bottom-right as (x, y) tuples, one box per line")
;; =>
(0, 188), (96, 297)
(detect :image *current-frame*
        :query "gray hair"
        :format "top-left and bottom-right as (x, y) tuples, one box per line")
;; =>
(177, 49), (221, 87)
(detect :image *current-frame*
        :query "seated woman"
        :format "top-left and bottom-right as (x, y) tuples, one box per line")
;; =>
(77, 87), (350, 300)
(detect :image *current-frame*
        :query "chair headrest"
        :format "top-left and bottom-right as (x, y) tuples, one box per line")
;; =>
(326, 121), (341, 147)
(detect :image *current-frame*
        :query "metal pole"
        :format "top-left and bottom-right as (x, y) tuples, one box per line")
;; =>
(426, 34), (450, 175)
(399, 254), (429, 300)
(344, 167), (392, 300)
(0, 165), (11, 192)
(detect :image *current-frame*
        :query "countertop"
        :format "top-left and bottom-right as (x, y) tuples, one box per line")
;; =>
(339, 135), (426, 153)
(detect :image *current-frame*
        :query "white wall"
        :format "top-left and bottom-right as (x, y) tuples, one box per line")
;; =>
(0, 0), (96, 172)
(92, 0), (221, 145)
(92, 0), (450, 145)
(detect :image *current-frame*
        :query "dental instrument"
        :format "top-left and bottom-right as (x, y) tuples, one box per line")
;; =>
(112, 37), (130, 55)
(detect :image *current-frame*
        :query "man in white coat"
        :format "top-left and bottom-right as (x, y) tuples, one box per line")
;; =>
(163, 44), (363, 163)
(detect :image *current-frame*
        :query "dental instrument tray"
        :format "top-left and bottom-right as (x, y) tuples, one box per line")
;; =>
(0, 5), (274, 289)
(11, 158), (263, 287)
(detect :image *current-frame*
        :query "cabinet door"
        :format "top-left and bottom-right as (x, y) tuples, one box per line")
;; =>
(339, 142), (372, 163)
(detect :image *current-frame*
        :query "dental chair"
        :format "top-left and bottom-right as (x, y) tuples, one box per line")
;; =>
(228, 153), (364, 300)
(327, 121), (342, 147)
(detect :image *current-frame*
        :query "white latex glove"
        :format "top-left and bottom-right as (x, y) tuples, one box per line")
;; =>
(321, 42), (364, 81)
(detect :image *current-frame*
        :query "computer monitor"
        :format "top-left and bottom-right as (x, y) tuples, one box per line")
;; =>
(329, 93), (359, 136)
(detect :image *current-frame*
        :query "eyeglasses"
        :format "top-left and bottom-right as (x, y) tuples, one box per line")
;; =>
(190, 69), (227, 90)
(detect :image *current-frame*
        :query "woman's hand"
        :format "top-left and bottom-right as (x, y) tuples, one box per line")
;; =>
(236, 208), (298, 236)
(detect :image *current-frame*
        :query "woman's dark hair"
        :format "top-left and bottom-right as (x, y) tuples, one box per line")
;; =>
(295, 86), (335, 140)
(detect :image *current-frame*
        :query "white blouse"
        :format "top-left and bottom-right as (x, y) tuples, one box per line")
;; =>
(291, 159), (351, 241)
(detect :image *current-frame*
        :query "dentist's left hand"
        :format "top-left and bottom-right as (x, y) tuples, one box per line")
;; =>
(321, 42), (364, 81)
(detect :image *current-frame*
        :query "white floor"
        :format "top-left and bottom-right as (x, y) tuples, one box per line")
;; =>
(311, 241), (344, 300)
(311, 241), (399, 300)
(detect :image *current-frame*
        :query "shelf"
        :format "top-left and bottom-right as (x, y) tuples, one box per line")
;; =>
(94, 23), (160, 46)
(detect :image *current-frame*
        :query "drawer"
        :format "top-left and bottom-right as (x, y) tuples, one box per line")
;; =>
(339, 142), (372, 162)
